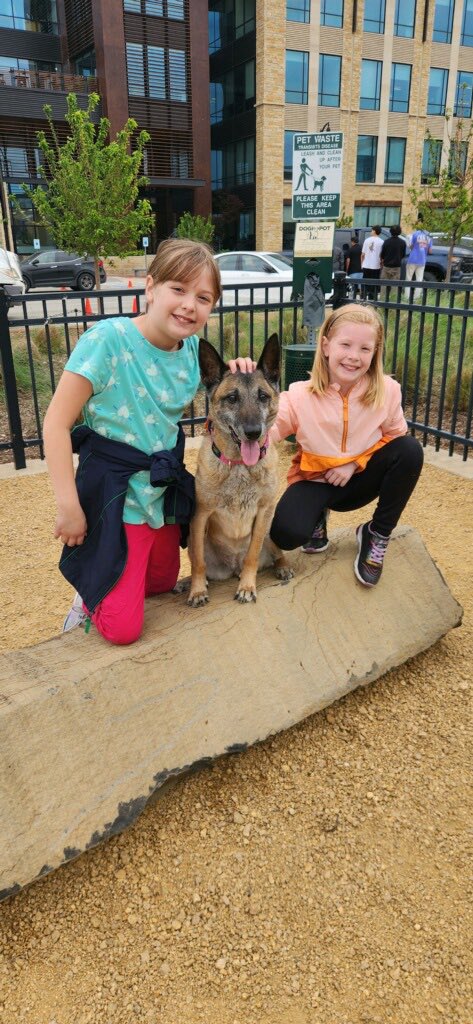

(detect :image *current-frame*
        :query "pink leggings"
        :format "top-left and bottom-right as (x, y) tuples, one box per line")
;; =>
(88, 522), (180, 646)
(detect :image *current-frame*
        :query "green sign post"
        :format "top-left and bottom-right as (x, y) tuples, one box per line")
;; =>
(292, 132), (343, 221)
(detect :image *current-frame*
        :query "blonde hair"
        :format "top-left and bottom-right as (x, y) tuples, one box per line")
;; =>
(147, 237), (221, 303)
(309, 303), (385, 407)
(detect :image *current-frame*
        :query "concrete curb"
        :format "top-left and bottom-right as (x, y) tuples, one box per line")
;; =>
(0, 526), (462, 901)
(0, 440), (471, 481)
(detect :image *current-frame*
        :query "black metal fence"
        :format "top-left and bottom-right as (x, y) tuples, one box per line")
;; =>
(0, 277), (472, 470)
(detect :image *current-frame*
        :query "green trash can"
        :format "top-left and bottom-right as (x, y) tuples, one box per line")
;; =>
(283, 344), (315, 441)
(283, 344), (315, 389)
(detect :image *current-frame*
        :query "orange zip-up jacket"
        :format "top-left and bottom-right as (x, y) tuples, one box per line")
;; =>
(269, 376), (408, 486)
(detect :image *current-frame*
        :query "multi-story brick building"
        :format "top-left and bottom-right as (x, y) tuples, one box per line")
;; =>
(210, 0), (473, 251)
(0, 0), (211, 254)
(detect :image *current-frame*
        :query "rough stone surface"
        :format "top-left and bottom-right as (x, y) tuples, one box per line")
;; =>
(0, 526), (461, 900)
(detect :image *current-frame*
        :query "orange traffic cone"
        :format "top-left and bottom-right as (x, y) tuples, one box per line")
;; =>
(132, 295), (138, 314)
(84, 297), (93, 315)
(128, 279), (133, 288)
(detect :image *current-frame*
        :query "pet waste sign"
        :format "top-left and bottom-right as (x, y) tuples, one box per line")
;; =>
(292, 132), (343, 221)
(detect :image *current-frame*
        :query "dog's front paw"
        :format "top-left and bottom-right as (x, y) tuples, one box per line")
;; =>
(235, 583), (257, 603)
(186, 577), (208, 606)
(172, 576), (191, 594)
(275, 564), (295, 581)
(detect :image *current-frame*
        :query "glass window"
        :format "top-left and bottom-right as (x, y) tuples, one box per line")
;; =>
(285, 50), (309, 104)
(124, 0), (142, 10)
(360, 60), (382, 110)
(462, 0), (473, 45)
(287, 0), (310, 21)
(363, 0), (386, 33)
(449, 140), (469, 179)
(239, 210), (255, 247)
(356, 135), (378, 182)
(455, 70), (473, 116)
(354, 205), (400, 227)
(211, 149), (223, 189)
(384, 137), (406, 183)
(284, 131), (297, 179)
(240, 254), (271, 272)
(148, 46), (166, 99)
(0, 146), (28, 177)
(235, 0), (255, 37)
(145, 1), (164, 12)
(169, 49), (187, 101)
(321, 0), (343, 26)
(170, 149), (189, 177)
(126, 42), (145, 96)
(433, 0), (455, 43)
(427, 68), (448, 115)
(421, 139), (442, 182)
(0, 0), (58, 33)
(75, 50), (96, 77)
(167, 0), (184, 17)
(217, 254), (240, 270)
(390, 64), (411, 112)
(318, 54), (341, 106)
(394, 0), (416, 36)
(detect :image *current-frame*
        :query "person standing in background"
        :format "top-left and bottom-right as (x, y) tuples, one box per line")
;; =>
(380, 225), (406, 283)
(361, 226), (383, 298)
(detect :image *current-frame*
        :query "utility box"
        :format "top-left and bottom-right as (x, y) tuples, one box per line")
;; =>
(292, 220), (335, 299)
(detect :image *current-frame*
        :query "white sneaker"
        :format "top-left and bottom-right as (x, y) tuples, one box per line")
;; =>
(63, 592), (88, 633)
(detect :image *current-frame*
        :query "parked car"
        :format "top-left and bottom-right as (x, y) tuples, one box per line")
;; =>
(20, 250), (107, 291)
(0, 248), (27, 299)
(334, 227), (473, 283)
(214, 250), (293, 305)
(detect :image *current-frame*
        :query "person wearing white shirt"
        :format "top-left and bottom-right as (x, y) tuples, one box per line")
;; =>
(361, 225), (384, 298)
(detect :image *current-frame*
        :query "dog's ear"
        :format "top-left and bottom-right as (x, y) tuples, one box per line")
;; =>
(198, 338), (228, 391)
(256, 333), (280, 389)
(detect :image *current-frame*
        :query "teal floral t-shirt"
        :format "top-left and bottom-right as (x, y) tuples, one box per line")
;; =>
(65, 316), (200, 528)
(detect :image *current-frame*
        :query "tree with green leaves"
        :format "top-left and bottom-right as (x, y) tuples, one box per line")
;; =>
(176, 212), (214, 244)
(23, 93), (153, 290)
(408, 115), (473, 281)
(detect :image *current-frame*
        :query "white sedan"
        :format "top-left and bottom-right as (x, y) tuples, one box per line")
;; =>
(214, 251), (293, 305)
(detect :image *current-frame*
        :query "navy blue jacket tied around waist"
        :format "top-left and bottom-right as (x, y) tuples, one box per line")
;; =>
(59, 423), (195, 614)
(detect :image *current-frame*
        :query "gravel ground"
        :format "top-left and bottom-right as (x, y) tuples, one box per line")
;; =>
(0, 447), (472, 1024)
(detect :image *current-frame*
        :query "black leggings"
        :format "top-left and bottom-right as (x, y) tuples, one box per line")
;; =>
(270, 435), (423, 550)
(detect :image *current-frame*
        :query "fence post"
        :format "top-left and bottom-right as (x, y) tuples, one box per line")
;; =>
(0, 291), (26, 469)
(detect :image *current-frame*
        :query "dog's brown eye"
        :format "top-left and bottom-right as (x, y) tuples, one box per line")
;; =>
(258, 390), (270, 403)
(225, 391), (239, 404)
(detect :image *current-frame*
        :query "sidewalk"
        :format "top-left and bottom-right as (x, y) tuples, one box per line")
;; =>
(0, 441), (471, 481)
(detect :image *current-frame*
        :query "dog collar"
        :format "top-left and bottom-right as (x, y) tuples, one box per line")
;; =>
(206, 420), (269, 466)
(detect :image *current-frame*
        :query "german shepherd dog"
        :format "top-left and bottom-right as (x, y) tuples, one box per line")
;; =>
(187, 334), (294, 606)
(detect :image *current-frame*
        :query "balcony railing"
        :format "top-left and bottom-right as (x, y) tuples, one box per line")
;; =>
(0, 69), (98, 94)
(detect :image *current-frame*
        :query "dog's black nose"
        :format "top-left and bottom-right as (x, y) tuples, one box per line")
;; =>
(244, 426), (262, 441)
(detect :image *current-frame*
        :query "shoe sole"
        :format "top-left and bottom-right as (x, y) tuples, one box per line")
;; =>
(353, 525), (375, 587)
(301, 540), (330, 554)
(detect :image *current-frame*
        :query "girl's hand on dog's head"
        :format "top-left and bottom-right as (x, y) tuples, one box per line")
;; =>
(228, 357), (257, 374)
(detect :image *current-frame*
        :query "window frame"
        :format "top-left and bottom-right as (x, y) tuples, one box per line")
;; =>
(363, 0), (386, 34)
(320, 0), (343, 27)
(432, 0), (455, 43)
(394, 0), (416, 36)
(421, 139), (442, 183)
(318, 53), (342, 107)
(360, 59), (382, 110)
(427, 67), (449, 116)
(389, 63), (412, 113)
(286, 0), (310, 23)
(356, 135), (378, 182)
(384, 137), (406, 183)
(285, 49), (309, 104)
(454, 70), (473, 117)
(461, 0), (473, 46)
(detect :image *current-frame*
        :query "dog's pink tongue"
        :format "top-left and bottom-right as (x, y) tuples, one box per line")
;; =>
(240, 440), (261, 466)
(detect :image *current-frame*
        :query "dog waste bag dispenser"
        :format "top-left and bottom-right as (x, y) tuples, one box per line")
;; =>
(292, 221), (334, 300)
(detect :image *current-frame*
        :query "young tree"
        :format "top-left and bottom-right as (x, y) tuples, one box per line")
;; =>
(176, 212), (214, 244)
(408, 115), (473, 281)
(23, 93), (153, 290)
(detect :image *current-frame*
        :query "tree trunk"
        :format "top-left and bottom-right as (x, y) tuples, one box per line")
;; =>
(94, 257), (102, 292)
(445, 243), (455, 284)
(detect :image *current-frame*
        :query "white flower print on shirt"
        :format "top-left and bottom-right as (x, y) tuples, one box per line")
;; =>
(146, 363), (158, 377)
(135, 385), (148, 398)
(177, 369), (189, 382)
(116, 403), (131, 419)
(157, 389), (170, 403)
(115, 322), (127, 335)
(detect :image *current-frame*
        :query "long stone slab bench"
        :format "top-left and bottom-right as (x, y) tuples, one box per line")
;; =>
(0, 526), (462, 901)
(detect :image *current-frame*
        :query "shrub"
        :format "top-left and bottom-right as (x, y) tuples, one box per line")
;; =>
(0, 341), (50, 397)
(31, 324), (65, 355)
(176, 212), (215, 244)
(445, 368), (473, 413)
